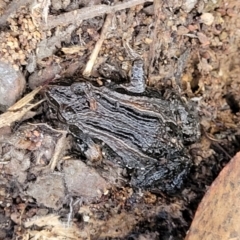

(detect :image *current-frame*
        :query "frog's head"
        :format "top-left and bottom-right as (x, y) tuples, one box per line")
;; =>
(45, 85), (72, 107)
(46, 82), (91, 105)
(45, 82), (94, 122)
(45, 85), (71, 122)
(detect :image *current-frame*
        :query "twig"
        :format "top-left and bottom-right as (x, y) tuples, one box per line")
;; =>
(49, 129), (67, 170)
(83, 14), (113, 77)
(8, 86), (42, 111)
(174, 48), (191, 88)
(67, 197), (73, 227)
(28, 123), (68, 170)
(148, 0), (162, 79)
(41, 0), (51, 23)
(42, 0), (153, 30)
(124, 41), (142, 60)
(0, 86), (43, 128)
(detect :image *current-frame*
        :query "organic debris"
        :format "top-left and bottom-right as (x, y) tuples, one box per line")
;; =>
(0, 0), (239, 239)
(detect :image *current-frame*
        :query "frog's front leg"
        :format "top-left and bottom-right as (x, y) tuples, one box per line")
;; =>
(121, 59), (146, 93)
(74, 136), (102, 163)
(70, 125), (102, 163)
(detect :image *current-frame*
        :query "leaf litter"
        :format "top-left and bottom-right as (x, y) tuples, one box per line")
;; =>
(0, 0), (240, 239)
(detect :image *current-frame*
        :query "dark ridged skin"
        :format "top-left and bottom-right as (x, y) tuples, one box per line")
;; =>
(45, 61), (200, 193)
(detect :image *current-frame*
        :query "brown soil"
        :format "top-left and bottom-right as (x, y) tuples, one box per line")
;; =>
(0, 0), (240, 239)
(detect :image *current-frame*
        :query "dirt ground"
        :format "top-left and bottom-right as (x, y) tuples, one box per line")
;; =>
(0, 0), (240, 239)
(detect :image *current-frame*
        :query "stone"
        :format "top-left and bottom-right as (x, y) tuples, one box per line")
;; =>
(0, 61), (26, 111)
(63, 160), (109, 200)
(27, 173), (65, 210)
(185, 152), (240, 240)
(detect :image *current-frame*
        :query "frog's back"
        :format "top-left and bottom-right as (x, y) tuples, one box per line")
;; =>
(45, 76), (199, 193)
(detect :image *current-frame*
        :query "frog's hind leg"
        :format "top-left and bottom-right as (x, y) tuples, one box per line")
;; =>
(120, 59), (146, 93)
(120, 42), (146, 93)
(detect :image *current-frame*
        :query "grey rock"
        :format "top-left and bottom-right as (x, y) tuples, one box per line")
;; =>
(3, 149), (30, 184)
(63, 160), (109, 200)
(0, 62), (26, 111)
(182, 0), (198, 13)
(27, 173), (66, 210)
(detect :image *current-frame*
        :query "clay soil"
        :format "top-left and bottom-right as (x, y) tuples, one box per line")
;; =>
(0, 0), (240, 239)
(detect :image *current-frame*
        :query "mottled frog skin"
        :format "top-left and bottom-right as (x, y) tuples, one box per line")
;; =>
(45, 61), (200, 193)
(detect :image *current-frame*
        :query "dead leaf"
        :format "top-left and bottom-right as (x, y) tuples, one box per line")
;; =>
(185, 152), (240, 240)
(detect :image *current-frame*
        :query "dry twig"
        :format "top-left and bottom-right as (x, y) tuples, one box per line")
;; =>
(42, 0), (153, 30)
(41, 0), (51, 23)
(29, 123), (68, 171)
(147, 0), (162, 80)
(83, 14), (113, 77)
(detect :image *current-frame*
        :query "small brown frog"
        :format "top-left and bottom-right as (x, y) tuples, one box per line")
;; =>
(45, 60), (200, 194)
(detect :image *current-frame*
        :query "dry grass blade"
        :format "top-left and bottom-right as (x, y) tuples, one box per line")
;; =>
(147, 0), (162, 80)
(0, 86), (43, 128)
(83, 14), (113, 77)
(8, 86), (42, 111)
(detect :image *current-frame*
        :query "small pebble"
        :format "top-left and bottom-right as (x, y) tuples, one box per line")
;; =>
(182, 0), (198, 13)
(200, 13), (215, 26)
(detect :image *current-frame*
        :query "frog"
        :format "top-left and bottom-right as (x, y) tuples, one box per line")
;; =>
(45, 60), (200, 194)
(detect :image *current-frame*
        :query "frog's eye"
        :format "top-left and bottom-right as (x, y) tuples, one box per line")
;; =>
(61, 105), (75, 114)
(71, 83), (87, 96)
(46, 94), (60, 108)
